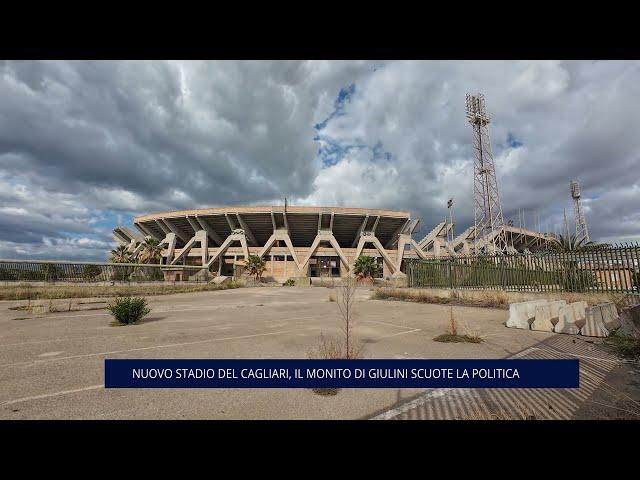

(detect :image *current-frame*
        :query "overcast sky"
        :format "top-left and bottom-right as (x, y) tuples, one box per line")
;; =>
(0, 60), (639, 261)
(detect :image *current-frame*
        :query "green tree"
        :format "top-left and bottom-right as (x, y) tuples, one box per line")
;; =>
(244, 255), (266, 280)
(138, 237), (163, 264)
(353, 255), (381, 279)
(111, 245), (132, 263)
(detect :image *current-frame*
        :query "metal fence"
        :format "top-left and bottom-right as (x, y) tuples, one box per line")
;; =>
(406, 243), (640, 294)
(0, 260), (209, 283)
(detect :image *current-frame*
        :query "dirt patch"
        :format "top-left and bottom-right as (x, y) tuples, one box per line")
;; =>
(572, 362), (640, 419)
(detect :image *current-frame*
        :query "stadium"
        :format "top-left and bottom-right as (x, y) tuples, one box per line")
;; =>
(113, 205), (424, 282)
(113, 204), (555, 283)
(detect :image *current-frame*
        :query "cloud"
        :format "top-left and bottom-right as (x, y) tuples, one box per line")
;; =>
(0, 60), (638, 260)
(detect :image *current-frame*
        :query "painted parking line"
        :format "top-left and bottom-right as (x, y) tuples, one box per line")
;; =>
(362, 319), (418, 331)
(0, 314), (328, 348)
(374, 329), (422, 340)
(0, 326), (321, 368)
(4, 302), (299, 321)
(1, 385), (104, 407)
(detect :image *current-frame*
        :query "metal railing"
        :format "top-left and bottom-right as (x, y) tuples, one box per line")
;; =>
(406, 243), (640, 294)
(0, 260), (210, 283)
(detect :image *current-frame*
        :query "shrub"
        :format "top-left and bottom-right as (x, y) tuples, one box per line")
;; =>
(284, 278), (296, 286)
(82, 264), (102, 280)
(40, 263), (62, 281)
(353, 255), (381, 279)
(606, 330), (640, 360)
(245, 255), (266, 280)
(107, 296), (150, 325)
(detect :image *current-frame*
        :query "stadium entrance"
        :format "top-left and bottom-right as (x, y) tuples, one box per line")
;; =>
(309, 256), (340, 277)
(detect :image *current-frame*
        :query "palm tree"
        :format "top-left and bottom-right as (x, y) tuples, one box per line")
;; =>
(111, 245), (132, 263)
(551, 234), (608, 252)
(138, 237), (163, 264)
(353, 255), (381, 278)
(244, 255), (266, 281)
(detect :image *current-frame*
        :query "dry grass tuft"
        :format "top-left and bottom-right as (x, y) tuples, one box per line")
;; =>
(433, 333), (483, 343)
(371, 288), (508, 309)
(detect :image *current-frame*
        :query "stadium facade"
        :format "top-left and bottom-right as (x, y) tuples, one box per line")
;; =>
(113, 205), (555, 282)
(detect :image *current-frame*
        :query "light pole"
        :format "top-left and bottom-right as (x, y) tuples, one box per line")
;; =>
(447, 198), (455, 242)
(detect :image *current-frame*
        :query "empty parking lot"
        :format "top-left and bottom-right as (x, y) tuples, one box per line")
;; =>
(0, 286), (636, 419)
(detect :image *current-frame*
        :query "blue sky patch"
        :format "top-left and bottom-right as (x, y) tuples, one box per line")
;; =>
(314, 83), (356, 131)
(506, 132), (523, 148)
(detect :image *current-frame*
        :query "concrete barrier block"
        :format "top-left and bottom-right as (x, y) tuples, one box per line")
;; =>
(547, 300), (567, 325)
(555, 306), (580, 335)
(507, 300), (549, 329)
(581, 306), (610, 337)
(599, 303), (621, 330)
(531, 304), (555, 332)
(570, 301), (588, 328)
(506, 302), (531, 329)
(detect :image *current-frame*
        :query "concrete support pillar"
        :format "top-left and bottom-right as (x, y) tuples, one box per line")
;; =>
(258, 230), (300, 268)
(170, 230), (208, 266)
(205, 230), (249, 269)
(394, 233), (428, 273)
(301, 231), (349, 273)
(159, 233), (177, 265)
(354, 233), (397, 275)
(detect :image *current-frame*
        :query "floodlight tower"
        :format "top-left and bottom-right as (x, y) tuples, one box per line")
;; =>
(466, 93), (508, 253)
(570, 180), (590, 244)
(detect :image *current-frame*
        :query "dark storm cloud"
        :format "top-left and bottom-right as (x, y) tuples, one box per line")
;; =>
(0, 60), (638, 260)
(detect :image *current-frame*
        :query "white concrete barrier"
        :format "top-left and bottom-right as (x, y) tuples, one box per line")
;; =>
(547, 300), (567, 325)
(531, 304), (554, 332)
(555, 306), (580, 335)
(507, 300), (548, 329)
(599, 303), (620, 330)
(581, 306), (610, 337)
(570, 301), (588, 329)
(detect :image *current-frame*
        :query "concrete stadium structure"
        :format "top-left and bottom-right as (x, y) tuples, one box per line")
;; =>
(113, 205), (556, 283)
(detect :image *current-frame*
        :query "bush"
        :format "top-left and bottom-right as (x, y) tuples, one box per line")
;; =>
(353, 255), (381, 279)
(284, 278), (295, 286)
(244, 255), (266, 280)
(82, 264), (102, 280)
(606, 330), (640, 360)
(40, 263), (62, 281)
(107, 296), (150, 325)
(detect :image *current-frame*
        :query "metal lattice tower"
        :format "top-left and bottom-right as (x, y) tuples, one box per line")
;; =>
(570, 180), (590, 244)
(466, 93), (508, 253)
